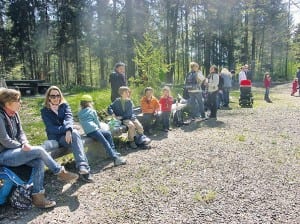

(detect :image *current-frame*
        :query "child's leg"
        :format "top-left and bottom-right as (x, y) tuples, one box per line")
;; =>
(122, 119), (136, 141)
(87, 130), (118, 159)
(132, 118), (144, 135)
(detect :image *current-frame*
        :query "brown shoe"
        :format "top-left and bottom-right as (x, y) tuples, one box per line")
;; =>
(32, 193), (56, 208)
(57, 166), (79, 183)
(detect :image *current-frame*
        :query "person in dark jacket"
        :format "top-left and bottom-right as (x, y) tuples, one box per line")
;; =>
(108, 86), (144, 149)
(0, 88), (78, 208)
(109, 62), (127, 102)
(41, 86), (93, 182)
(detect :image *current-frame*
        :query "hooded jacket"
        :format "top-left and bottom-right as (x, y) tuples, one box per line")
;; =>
(78, 107), (100, 135)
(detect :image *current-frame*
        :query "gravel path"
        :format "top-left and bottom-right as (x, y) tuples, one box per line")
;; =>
(1, 83), (300, 224)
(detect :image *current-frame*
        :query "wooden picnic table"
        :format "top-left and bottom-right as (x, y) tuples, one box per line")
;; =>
(5, 80), (51, 95)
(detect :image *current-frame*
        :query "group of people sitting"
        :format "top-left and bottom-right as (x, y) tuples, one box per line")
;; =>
(0, 61), (254, 210)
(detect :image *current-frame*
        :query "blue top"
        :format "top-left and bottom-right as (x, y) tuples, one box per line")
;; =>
(107, 98), (136, 120)
(78, 107), (101, 135)
(40, 103), (73, 141)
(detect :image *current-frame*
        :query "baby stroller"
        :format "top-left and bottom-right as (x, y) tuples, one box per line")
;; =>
(239, 80), (253, 108)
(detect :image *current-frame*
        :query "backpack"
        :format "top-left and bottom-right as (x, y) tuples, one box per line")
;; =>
(0, 165), (33, 208)
(173, 109), (184, 127)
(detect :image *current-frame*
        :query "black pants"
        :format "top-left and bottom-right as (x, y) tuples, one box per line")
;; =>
(207, 91), (218, 118)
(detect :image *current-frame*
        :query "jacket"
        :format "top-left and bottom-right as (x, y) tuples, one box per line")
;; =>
(40, 103), (74, 141)
(78, 107), (101, 135)
(140, 96), (160, 114)
(207, 73), (219, 93)
(0, 109), (27, 152)
(107, 98), (136, 120)
(159, 96), (173, 112)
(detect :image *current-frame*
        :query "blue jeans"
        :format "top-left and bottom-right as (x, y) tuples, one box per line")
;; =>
(189, 92), (205, 118)
(58, 130), (90, 171)
(0, 146), (61, 194)
(87, 130), (118, 159)
(161, 111), (171, 129)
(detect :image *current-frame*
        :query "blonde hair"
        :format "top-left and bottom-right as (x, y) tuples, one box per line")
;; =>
(43, 86), (66, 108)
(118, 86), (130, 96)
(190, 62), (199, 70)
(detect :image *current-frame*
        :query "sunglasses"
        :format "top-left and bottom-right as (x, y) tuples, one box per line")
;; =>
(49, 94), (61, 99)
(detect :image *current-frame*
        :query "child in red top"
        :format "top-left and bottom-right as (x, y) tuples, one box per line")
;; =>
(159, 86), (173, 132)
(291, 78), (298, 96)
(264, 72), (272, 103)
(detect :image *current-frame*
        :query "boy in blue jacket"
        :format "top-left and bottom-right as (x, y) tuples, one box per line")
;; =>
(108, 86), (144, 149)
(78, 95), (126, 166)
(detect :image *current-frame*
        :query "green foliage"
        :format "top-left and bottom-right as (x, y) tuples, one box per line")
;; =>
(132, 33), (170, 88)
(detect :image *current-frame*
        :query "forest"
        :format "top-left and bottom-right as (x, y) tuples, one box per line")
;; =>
(0, 0), (300, 88)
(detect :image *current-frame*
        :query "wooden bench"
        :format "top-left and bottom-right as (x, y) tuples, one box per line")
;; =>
(6, 80), (51, 95)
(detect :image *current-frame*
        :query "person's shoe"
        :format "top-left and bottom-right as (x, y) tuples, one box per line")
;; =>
(80, 173), (95, 183)
(78, 165), (89, 175)
(114, 157), (126, 166)
(163, 129), (169, 132)
(57, 166), (79, 183)
(168, 128), (172, 131)
(129, 141), (138, 149)
(32, 193), (56, 208)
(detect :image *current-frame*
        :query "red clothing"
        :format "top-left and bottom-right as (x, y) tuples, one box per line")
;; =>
(159, 96), (173, 112)
(140, 96), (160, 114)
(264, 77), (271, 88)
(291, 80), (298, 95)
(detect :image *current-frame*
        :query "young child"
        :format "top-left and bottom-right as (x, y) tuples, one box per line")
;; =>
(78, 95), (126, 166)
(140, 87), (160, 135)
(291, 78), (298, 96)
(108, 86), (145, 149)
(264, 72), (272, 103)
(159, 86), (173, 132)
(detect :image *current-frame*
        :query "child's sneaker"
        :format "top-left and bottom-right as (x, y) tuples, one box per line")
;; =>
(129, 141), (138, 149)
(114, 157), (126, 166)
(78, 165), (89, 175)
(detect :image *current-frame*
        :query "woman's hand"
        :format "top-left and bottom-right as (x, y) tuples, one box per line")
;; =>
(65, 130), (72, 144)
(22, 143), (32, 151)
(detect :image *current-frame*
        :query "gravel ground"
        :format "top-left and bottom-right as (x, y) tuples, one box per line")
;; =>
(1, 83), (300, 224)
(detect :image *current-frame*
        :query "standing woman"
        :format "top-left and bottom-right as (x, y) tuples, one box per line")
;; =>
(41, 86), (94, 182)
(0, 88), (78, 208)
(206, 65), (219, 119)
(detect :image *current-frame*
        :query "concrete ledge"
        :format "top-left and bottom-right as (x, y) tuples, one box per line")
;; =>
(45, 125), (128, 163)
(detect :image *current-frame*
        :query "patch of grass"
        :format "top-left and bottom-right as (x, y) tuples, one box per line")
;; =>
(194, 190), (217, 203)
(156, 185), (170, 195)
(237, 135), (246, 142)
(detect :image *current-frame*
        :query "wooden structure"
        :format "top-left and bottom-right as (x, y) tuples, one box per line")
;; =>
(5, 80), (51, 95)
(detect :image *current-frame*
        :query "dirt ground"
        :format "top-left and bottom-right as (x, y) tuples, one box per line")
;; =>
(1, 82), (300, 224)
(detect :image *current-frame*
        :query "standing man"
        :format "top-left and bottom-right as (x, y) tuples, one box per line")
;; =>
(109, 62), (127, 102)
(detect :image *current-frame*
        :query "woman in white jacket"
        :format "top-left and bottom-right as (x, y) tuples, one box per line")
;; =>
(206, 65), (219, 119)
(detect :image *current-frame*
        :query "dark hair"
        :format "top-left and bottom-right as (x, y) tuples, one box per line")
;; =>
(114, 62), (125, 71)
(144, 87), (153, 94)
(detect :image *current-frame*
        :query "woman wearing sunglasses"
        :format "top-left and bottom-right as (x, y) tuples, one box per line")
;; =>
(41, 86), (93, 182)
(0, 88), (78, 208)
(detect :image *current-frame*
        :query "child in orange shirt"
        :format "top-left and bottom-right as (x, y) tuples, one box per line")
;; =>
(140, 87), (160, 135)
